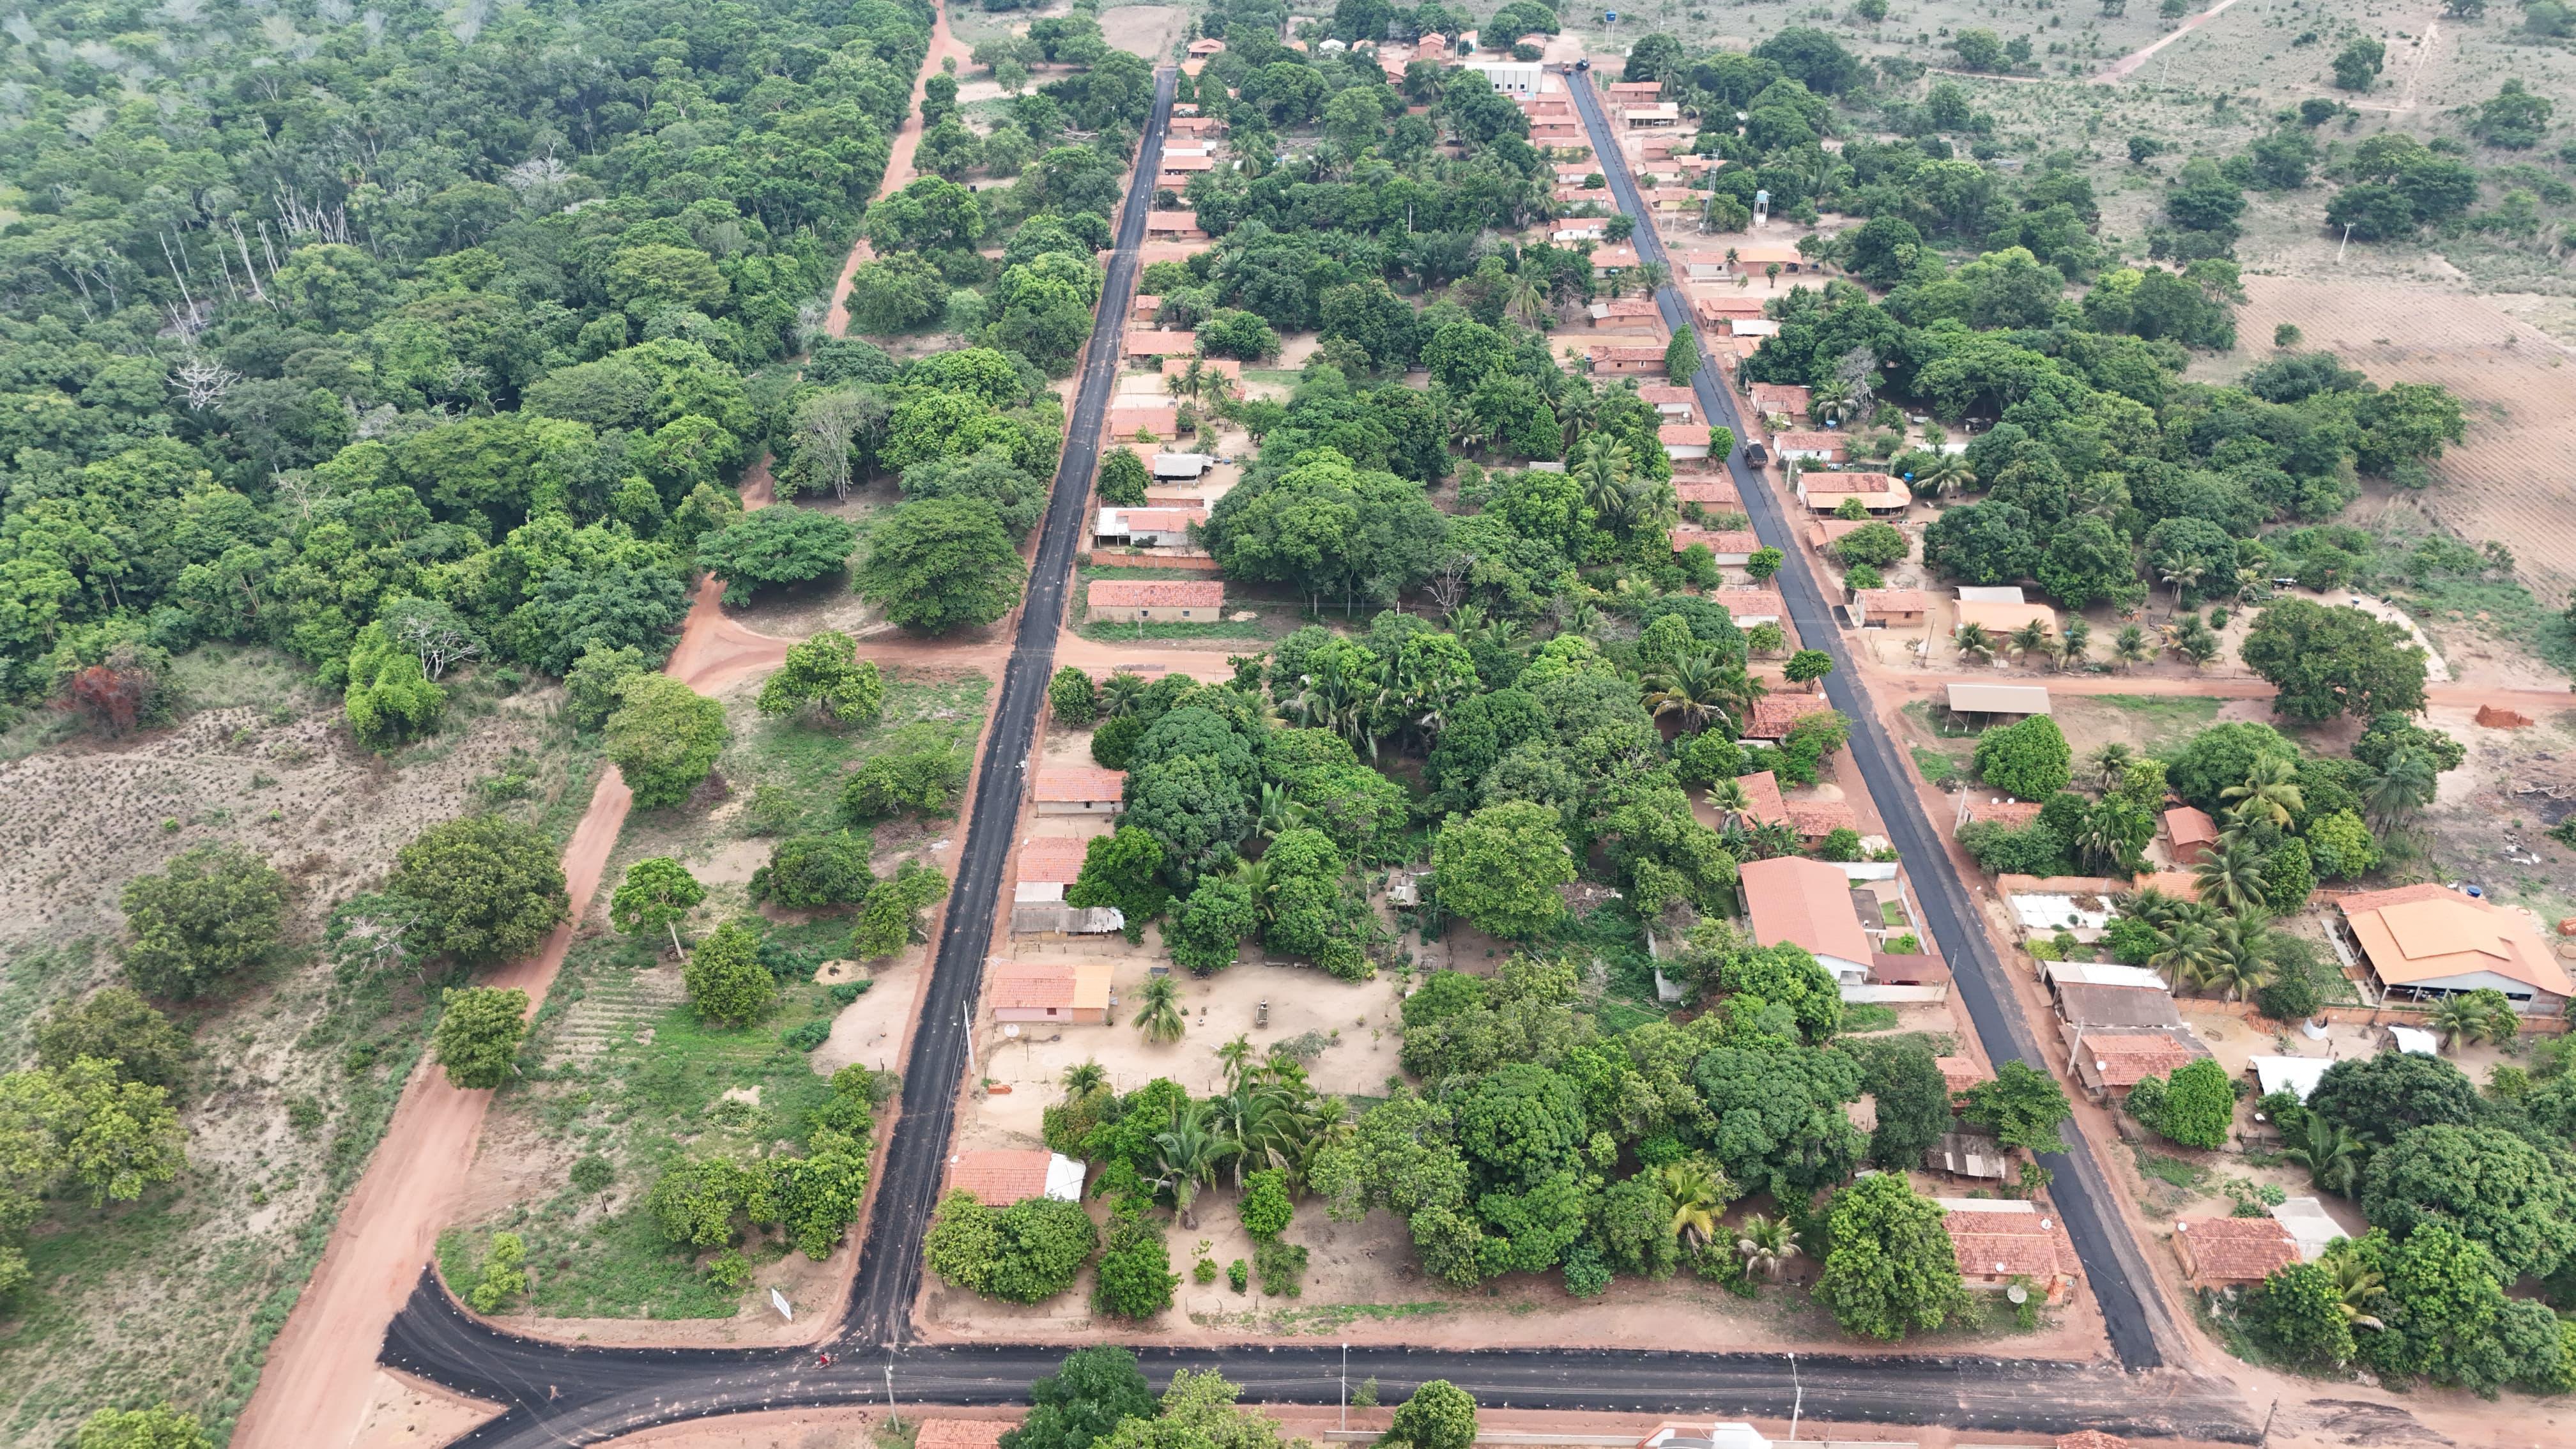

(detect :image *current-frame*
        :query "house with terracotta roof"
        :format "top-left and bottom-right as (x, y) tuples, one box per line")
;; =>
(1554, 183), (1611, 204)
(1710, 587), (1784, 626)
(2336, 882), (2570, 1013)
(1936, 1055), (1987, 1098)
(1586, 342), (1663, 375)
(1639, 384), (1696, 422)
(1942, 1199), (2080, 1302)
(1742, 691), (1833, 744)
(2172, 1215), (2300, 1290)
(1552, 216), (1610, 241)
(1158, 154), (1217, 180)
(1169, 115), (1225, 137)
(1011, 837), (1124, 935)
(1641, 185), (1700, 213)
(1726, 769), (1788, 827)
(1675, 479), (1739, 507)
(1607, 80), (1663, 101)
(2164, 806), (2220, 868)
(1853, 589), (1931, 629)
(1034, 767), (1126, 816)
(1094, 506), (1208, 548)
(944, 1148), (1086, 1204)
(1124, 330), (1199, 359)
(1774, 431), (1846, 463)
(987, 959), (1115, 1023)
(1738, 855), (1873, 983)
(1589, 245), (1643, 277)
(1729, 241), (1809, 272)
(1109, 402), (1181, 440)
(1622, 101), (1682, 128)
(1670, 527), (1758, 565)
(1586, 296), (1662, 328)
(1144, 211), (1208, 240)
(1553, 162), (1599, 181)
(1786, 799), (1857, 843)
(1747, 382), (1813, 417)
(2071, 1029), (2206, 1101)
(917, 1421), (1016, 1449)
(1414, 32), (1450, 62)
(1529, 121), (1590, 150)
(1954, 597), (2060, 640)
(1659, 424), (1715, 460)
(1695, 293), (1770, 330)
(1187, 37), (1226, 57)
(1086, 578), (1225, 623)
(1795, 471), (1908, 513)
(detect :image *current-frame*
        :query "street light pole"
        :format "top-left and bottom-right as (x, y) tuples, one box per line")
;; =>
(1788, 1351), (1802, 1443)
(1340, 1342), (1348, 1430)
(885, 1358), (900, 1430)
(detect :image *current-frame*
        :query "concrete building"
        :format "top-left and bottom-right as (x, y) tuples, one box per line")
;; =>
(987, 960), (1115, 1024)
(1094, 507), (1208, 548)
(1738, 855), (1873, 984)
(1586, 297), (1662, 328)
(1659, 424), (1715, 460)
(1639, 384), (1696, 421)
(1011, 836), (1123, 935)
(1085, 578), (1225, 623)
(1462, 58), (1543, 96)
(1794, 470), (1909, 513)
(2172, 1215), (2300, 1291)
(1586, 342), (1663, 374)
(2336, 882), (2572, 1013)
(1033, 767), (1125, 816)
(1852, 588), (1930, 629)
(1747, 382), (1813, 417)
(1144, 211), (1209, 241)
(1773, 431), (1845, 463)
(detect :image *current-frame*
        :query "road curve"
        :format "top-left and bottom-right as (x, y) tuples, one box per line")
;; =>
(381, 1271), (2257, 1448)
(1560, 72), (2184, 1373)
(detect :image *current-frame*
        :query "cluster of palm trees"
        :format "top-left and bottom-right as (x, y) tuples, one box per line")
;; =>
(1655, 1156), (1805, 1282)
(1704, 778), (1802, 860)
(1059, 1038), (1346, 1228)
(1642, 648), (1766, 735)
(1572, 434), (1680, 543)
(2119, 758), (2317, 1000)
(1952, 617), (2097, 672)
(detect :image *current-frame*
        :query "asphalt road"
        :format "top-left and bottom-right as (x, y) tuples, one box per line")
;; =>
(1561, 73), (2179, 1373)
(362, 68), (2253, 1449)
(382, 1273), (2257, 1448)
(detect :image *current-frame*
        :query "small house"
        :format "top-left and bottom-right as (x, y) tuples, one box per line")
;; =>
(1747, 382), (1813, 417)
(1586, 342), (1664, 375)
(1108, 402), (1181, 440)
(2172, 1215), (2299, 1291)
(1085, 578), (1223, 623)
(1095, 507), (1208, 549)
(1786, 799), (1857, 843)
(1158, 155), (1216, 181)
(1935, 1055), (1986, 1100)
(1144, 211), (1209, 241)
(1728, 242), (1807, 273)
(1695, 293), (1770, 330)
(1011, 836), (1123, 935)
(1737, 855), (1873, 984)
(1852, 589), (1930, 629)
(1675, 479), (1739, 507)
(1943, 1200), (2078, 1302)
(1774, 431), (1846, 464)
(1160, 356), (1239, 388)
(1187, 38), (1226, 57)
(1034, 767), (1126, 816)
(1795, 471), (1908, 514)
(1586, 297), (1662, 328)
(1710, 587), (1783, 626)
(2164, 806), (2220, 868)
(1926, 1132), (2009, 1181)
(1742, 692), (1832, 745)
(944, 1149), (1087, 1205)
(987, 960), (1115, 1024)
(1168, 115), (1226, 137)
(2071, 1029), (2206, 1101)
(1124, 330), (1200, 360)
(1669, 527), (1757, 565)
(1727, 769), (1788, 828)
(1659, 424), (1714, 460)
(1462, 59), (1542, 96)
(1588, 245), (1643, 277)
(1621, 102), (1681, 129)
(1640, 384), (1696, 422)
(1607, 80), (1662, 101)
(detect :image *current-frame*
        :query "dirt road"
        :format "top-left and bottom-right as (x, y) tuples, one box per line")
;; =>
(824, 3), (971, 338)
(2090, 0), (2244, 84)
(231, 15), (962, 1448)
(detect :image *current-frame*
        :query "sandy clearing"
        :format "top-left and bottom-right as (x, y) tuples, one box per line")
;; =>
(1100, 5), (1183, 61)
(349, 1368), (499, 1449)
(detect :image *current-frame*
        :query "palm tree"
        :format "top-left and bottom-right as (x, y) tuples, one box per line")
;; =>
(2009, 618), (2054, 666)
(1136, 975), (1186, 1044)
(1215, 1033), (1257, 1089)
(1642, 649), (1736, 733)
(1708, 776), (1752, 819)
(1954, 621), (1996, 664)
(2362, 747), (2438, 830)
(2326, 1249), (2386, 1331)
(1502, 270), (1549, 329)
(1656, 1158), (1729, 1251)
(2090, 742), (2136, 790)
(2222, 755), (2305, 830)
(2058, 617), (2092, 670)
(2147, 915), (2223, 991)
(1913, 454), (1975, 500)
(2073, 800), (2141, 874)
(2283, 1114), (2365, 1197)
(1574, 434), (1637, 521)
(2426, 993), (2512, 1049)
(1634, 260), (1672, 293)
(1230, 856), (1276, 929)
(2159, 562), (2204, 608)
(2112, 624), (2150, 672)
(1099, 671), (1149, 719)
(1811, 380), (1854, 426)
(2194, 836), (2269, 916)
(1255, 781), (1312, 841)
(1734, 1212), (1803, 1282)
(2203, 912), (2277, 1001)
(1061, 1059), (1109, 1100)
(1151, 1101), (1229, 1227)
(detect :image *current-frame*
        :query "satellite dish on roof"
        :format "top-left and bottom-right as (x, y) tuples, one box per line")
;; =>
(2006, 1284), (2029, 1305)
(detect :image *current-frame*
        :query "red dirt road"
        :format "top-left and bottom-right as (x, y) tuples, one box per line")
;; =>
(233, 15), (958, 1446)
(824, 3), (970, 338)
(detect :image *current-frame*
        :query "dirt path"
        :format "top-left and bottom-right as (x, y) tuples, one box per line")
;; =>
(2090, 0), (2244, 84)
(231, 16), (963, 1448)
(824, 3), (972, 337)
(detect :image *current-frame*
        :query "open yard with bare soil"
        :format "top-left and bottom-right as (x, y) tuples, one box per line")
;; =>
(0, 648), (596, 1446)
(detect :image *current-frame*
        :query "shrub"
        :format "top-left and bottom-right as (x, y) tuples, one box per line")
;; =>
(924, 1190), (1100, 1302)
(1092, 1206), (1181, 1318)
(2128, 1057), (2235, 1149)
(1240, 1168), (1292, 1239)
(1974, 714), (2072, 801)
(118, 842), (288, 1000)
(1254, 1236), (1308, 1296)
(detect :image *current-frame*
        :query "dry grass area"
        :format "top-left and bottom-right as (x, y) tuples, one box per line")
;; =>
(0, 647), (594, 1445)
(1100, 4), (1184, 61)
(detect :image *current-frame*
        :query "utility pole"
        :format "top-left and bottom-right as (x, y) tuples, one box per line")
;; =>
(1340, 1342), (1349, 1430)
(963, 1000), (977, 1078)
(1787, 1351), (1802, 1443)
(885, 1358), (900, 1430)
(2336, 222), (2355, 263)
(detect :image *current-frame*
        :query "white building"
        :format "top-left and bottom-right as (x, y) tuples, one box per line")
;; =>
(1462, 59), (1543, 96)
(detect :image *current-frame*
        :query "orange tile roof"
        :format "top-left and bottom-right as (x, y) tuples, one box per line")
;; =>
(1788, 799), (1857, 838)
(1033, 767), (1124, 803)
(1116, 508), (1210, 532)
(1775, 431), (1844, 452)
(1144, 211), (1204, 232)
(1659, 425), (1714, 448)
(2338, 882), (2572, 995)
(1698, 294), (1770, 319)
(1801, 471), (1901, 496)
(1018, 836), (1090, 885)
(1712, 587), (1783, 619)
(1857, 588), (1932, 615)
(988, 961), (1080, 1011)
(1590, 344), (1666, 364)
(1125, 330), (1199, 354)
(2165, 806), (2219, 847)
(1748, 693), (1832, 739)
(1952, 1230), (2071, 1282)
(944, 1150), (1055, 1205)
(1936, 1055), (1986, 1092)
(1159, 155), (1217, 172)
(1639, 384), (1696, 403)
(1676, 480), (1739, 505)
(1734, 769), (1788, 824)
(1749, 383), (1812, 411)
(1740, 855), (1871, 964)
(1591, 245), (1642, 268)
(1591, 297), (1660, 317)
(2175, 1216), (2300, 1284)
(1089, 579), (1222, 608)
(1671, 528), (1758, 555)
(1972, 799), (2044, 828)
(2078, 1032), (2195, 1088)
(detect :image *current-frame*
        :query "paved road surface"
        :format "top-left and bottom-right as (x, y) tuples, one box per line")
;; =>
(360, 67), (2262, 1449)
(1560, 73), (2182, 1374)
(381, 1273), (2257, 1448)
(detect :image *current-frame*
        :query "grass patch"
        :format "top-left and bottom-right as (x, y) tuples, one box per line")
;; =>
(1265, 1301), (1454, 1335)
(723, 673), (990, 836)
(1078, 564), (1222, 581)
(2133, 1146), (2210, 1192)
(1877, 900), (1908, 928)
(2086, 694), (2224, 749)
(1077, 617), (1276, 642)
(1910, 744), (1969, 788)
(1839, 1001), (1901, 1033)
(1901, 699), (1980, 740)
(2391, 577), (2576, 683)
(452, 926), (856, 1319)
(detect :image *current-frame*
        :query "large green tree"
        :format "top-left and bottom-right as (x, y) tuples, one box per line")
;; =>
(697, 506), (859, 602)
(756, 631), (886, 726)
(605, 673), (730, 808)
(388, 815), (570, 966)
(1432, 801), (1574, 939)
(118, 843), (287, 999)
(2241, 600), (2428, 721)
(856, 499), (1027, 634)
(1814, 1172), (1967, 1341)
(431, 986), (531, 1089)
